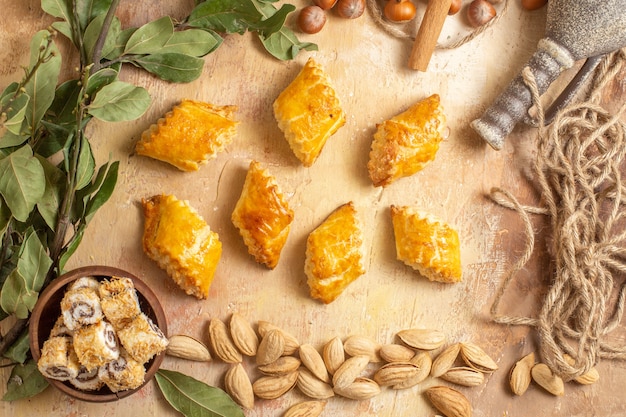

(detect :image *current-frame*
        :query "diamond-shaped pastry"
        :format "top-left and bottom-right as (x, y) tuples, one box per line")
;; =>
(136, 99), (238, 171)
(390, 205), (462, 283)
(368, 94), (447, 187)
(231, 160), (294, 269)
(273, 58), (346, 167)
(141, 194), (222, 299)
(305, 202), (365, 303)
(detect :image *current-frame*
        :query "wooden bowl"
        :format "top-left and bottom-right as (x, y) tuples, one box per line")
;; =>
(29, 265), (167, 402)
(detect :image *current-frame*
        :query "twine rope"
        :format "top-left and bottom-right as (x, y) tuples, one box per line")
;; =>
(489, 48), (626, 381)
(365, 0), (510, 49)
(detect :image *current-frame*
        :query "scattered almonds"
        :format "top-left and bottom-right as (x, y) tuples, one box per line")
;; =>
(253, 371), (299, 399)
(258, 321), (300, 355)
(380, 344), (416, 363)
(459, 342), (498, 372)
(332, 355), (370, 389)
(258, 356), (302, 376)
(296, 368), (335, 399)
(441, 367), (485, 387)
(343, 335), (382, 362)
(257, 329), (285, 366)
(333, 377), (381, 400)
(299, 344), (331, 383)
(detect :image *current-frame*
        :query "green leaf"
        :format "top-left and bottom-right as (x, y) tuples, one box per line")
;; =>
(75, 0), (114, 32)
(58, 226), (84, 272)
(84, 161), (118, 222)
(35, 155), (65, 231)
(103, 27), (137, 60)
(51, 21), (73, 42)
(24, 31), (62, 135)
(86, 68), (119, 97)
(131, 53), (205, 83)
(75, 135), (95, 191)
(83, 14), (121, 63)
(160, 29), (222, 57)
(0, 228), (52, 319)
(0, 145), (46, 222)
(3, 95), (30, 137)
(41, 0), (72, 22)
(260, 27), (317, 60)
(0, 199), (11, 239)
(252, 2), (295, 37)
(155, 369), (244, 417)
(87, 81), (150, 122)
(188, 0), (261, 34)
(38, 121), (74, 157)
(3, 329), (30, 364)
(2, 360), (49, 401)
(124, 16), (174, 55)
(46, 79), (80, 127)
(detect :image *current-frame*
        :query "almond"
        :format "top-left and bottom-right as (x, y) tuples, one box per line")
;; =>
(208, 318), (242, 363)
(509, 352), (534, 396)
(459, 342), (498, 372)
(343, 335), (382, 362)
(166, 335), (211, 361)
(257, 329), (285, 366)
(322, 336), (345, 375)
(425, 385), (472, 417)
(299, 344), (331, 383)
(380, 344), (416, 363)
(297, 368), (335, 399)
(258, 321), (300, 355)
(229, 312), (259, 356)
(393, 351), (431, 389)
(531, 363), (564, 396)
(332, 355), (370, 389)
(252, 371), (299, 399)
(441, 367), (485, 387)
(224, 363), (254, 409)
(258, 356), (301, 376)
(431, 343), (461, 377)
(284, 400), (327, 417)
(333, 377), (381, 400)
(373, 362), (420, 387)
(563, 354), (600, 385)
(397, 328), (446, 350)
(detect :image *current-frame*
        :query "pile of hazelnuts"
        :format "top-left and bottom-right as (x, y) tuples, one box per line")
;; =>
(296, 0), (547, 34)
(297, 0), (366, 34)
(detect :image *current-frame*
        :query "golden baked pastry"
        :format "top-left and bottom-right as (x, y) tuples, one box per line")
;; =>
(231, 160), (294, 269)
(305, 202), (365, 304)
(390, 205), (462, 283)
(135, 99), (238, 171)
(141, 194), (222, 299)
(273, 58), (346, 167)
(368, 94), (447, 187)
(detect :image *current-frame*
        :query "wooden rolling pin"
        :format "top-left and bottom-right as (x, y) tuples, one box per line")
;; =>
(408, 0), (452, 71)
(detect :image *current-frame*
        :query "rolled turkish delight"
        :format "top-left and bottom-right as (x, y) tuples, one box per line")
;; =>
(49, 315), (73, 338)
(37, 336), (80, 381)
(73, 320), (120, 371)
(99, 277), (141, 329)
(68, 276), (101, 292)
(117, 313), (168, 364)
(61, 287), (103, 331)
(69, 365), (104, 391)
(98, 348), (145, 392)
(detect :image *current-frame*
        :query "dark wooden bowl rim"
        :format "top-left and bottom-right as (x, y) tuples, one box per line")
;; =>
(29, 265), (167, 402)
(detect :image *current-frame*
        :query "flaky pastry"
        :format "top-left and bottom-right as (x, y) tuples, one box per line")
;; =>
(135, 99), (238, 171)
(141, 194), (222, 299)
(305, 202), (365, 304)
(368, 94), (447, 187)
(390, 205), (461, 283)
(273, 58), (346, 167)
(231, 160), (294, 269)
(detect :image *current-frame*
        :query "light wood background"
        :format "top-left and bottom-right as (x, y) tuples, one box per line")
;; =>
(1, 0), (625, 416)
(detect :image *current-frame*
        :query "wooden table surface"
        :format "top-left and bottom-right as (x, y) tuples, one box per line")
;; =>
(2, 0), (626, 416)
